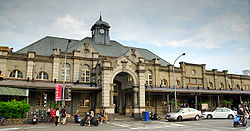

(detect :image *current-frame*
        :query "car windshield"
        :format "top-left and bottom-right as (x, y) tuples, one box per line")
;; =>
(173, 109), (183, 113)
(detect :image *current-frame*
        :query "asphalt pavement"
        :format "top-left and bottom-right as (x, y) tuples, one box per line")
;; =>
(0, 119), (249, 131)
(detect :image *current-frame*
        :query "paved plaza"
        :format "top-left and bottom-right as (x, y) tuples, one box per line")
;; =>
(0, 119), (249, 131)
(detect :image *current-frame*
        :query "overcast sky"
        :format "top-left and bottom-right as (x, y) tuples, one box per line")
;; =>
(0, 0), (249, 75)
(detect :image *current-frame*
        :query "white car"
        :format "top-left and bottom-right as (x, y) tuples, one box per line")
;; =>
(202, 107), (237, 119)
(165, 108), (202, 122)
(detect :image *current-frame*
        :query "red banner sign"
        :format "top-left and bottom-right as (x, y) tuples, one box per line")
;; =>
(55, 85), (62, 101)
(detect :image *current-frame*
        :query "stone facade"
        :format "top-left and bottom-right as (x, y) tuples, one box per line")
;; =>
(0, 17), (250, 118)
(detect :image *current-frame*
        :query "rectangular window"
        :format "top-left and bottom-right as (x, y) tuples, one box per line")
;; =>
(35, 92), (44, 106)
(80, 94), (90, 107)
(145, 93), (154, 107)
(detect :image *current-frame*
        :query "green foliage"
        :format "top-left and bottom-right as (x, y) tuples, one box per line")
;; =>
(0, 99), (30, 119)
(48, 101), (59, 109)
(169, 100), (181, 106)
(221, 100), (232, 105)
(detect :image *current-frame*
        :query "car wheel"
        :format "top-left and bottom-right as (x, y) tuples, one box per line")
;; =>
(177, 116), (182, 122)
(207, 114), (213, 119)
(194, 115), (199, 120)
(228, 114), (234, 119)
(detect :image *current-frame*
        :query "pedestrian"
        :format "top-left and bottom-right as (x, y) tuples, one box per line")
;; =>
(61, 106), (67, 125)
(55, 108), (60, 126)
(101, 108), (109, 124)
(88, 108), (94, 127)
(47, 106), (51, 117)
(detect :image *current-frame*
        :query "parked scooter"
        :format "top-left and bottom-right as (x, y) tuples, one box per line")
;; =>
(149, 112), (161, 120)
(233, 115), (247, 127)
(80, 112), (101, 126)
(32, 111), (38, 124)
(74, 113), (81, 123)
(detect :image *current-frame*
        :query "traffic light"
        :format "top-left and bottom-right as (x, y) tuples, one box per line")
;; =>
(65, 85), (71, 101)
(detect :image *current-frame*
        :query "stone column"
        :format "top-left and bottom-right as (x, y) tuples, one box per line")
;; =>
(223, 70), (228, 90)
(137, 57), (146, 118)
(212, 69), (218, 89)
(180, 62), (186, 88)
(133, 86), (139, 107)
(26, 52), (35, 80)
(73, 50), (80, 82)
(133, 86), (140, 118)
(195, 95), (198, 109)
(102, 60), (113, 113)
(110, 84), (114, 107)
(202, 64), (207, 89)
(168, 65), (174, 88)
(52, 48), (61, 82)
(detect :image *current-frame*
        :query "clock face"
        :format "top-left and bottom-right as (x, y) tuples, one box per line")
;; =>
(99, 29), (105, 34)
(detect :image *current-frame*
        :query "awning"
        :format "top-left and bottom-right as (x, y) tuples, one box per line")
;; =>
(0, 87), (27, 96)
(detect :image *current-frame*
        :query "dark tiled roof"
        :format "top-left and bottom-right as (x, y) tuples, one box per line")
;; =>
(17, 36), (170, 66)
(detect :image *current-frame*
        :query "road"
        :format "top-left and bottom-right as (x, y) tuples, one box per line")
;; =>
(0, 119), (249, 131)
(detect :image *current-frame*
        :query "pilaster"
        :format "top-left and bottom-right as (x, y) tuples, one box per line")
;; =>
(52, 48), (61, 82)
(73, 50), (80, 82)
(180, 62), (186, 88)
(212, 69), (218, 89)
(26, 52), (35, 79)
(202, 64), (207, 88)
(223, 70), (228, 89)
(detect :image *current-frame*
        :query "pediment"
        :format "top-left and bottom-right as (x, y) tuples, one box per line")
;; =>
(74, 43), (96, 58)
(110, 48), (143, 71)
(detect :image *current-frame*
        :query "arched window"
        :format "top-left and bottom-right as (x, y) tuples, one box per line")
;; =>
(145, 71), (152, 86)
(176, 80), (181, 88)
(209, 82), (213, 89)
(36, 71), (48, 80)
(9, 70), (23, 78)
(236, 84), (240, 89)
(161, 79), (168, 87)
(220, 83), (224, 89)
(61, 64), (71, 81)
(81, 65), (90, 83)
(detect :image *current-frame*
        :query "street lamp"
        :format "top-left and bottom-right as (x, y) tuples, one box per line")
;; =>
(62, 40), (71, 108)
(173, 53), (185, 110)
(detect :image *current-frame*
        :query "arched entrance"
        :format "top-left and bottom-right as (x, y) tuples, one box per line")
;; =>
(113, 72), (134, 115)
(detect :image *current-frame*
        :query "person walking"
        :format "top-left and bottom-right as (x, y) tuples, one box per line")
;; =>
(55, 108), (60, 126)
(88, 109), (94, 127)
(61, 106), (67, 125)
(100, 108), (109, 124)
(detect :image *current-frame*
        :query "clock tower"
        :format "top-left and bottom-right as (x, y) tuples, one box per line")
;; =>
(91, 15), (111, 45)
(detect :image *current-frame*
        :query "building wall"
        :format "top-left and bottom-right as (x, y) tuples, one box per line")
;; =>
(1, 47), (250, 117)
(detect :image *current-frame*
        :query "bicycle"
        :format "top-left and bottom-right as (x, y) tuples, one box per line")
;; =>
(0, 116), (8, 126)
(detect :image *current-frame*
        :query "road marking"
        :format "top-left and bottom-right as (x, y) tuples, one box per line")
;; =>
(109, 123), (130, 128)
(170, 123), (185, 127)
(0, 128), (20, 131)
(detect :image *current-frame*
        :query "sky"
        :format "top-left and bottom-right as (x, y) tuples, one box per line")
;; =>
(0, 0), (249, 75)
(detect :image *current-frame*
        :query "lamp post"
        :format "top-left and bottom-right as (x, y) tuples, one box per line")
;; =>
(62, 40), (71, 108)
(173, 53), (185, 110)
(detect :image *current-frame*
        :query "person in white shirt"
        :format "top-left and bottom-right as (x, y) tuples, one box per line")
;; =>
(55, 108), (60, 126)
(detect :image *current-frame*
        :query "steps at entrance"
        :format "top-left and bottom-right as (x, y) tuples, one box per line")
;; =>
(109, 114), (135, 121)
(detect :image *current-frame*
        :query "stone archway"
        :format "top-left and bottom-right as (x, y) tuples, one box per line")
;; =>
(112, 72), (135, 115)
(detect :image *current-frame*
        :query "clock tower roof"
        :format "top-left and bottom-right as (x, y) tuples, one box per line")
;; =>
(91, 15), (110, 31)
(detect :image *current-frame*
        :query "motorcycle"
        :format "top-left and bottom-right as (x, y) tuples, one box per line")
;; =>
(74, 114), (81, 123)
(80, 112), (101, 126)
(32, 111), (38, 124)
(233, 115), (247, 127)
(150, 112), (161, 120)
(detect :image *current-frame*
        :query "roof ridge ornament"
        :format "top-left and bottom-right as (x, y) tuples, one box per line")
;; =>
(99, 12), (102, 21)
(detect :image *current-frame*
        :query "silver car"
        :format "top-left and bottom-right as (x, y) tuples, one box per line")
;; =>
(165, 108), (202, 122)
